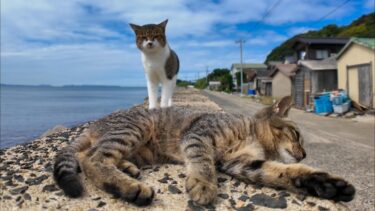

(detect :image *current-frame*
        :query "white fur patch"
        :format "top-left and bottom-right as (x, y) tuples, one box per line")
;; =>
(278, 148), (297, 164)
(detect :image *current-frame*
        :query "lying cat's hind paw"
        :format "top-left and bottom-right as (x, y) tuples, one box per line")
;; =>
(185, 176), (217, 205)
(295, 172), (355, 202)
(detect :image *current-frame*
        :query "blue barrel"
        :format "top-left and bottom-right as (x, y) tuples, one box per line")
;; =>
(247, 89), (256, 95)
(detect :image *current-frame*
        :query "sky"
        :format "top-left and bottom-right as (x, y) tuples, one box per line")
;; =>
(1, 0), (374, 86)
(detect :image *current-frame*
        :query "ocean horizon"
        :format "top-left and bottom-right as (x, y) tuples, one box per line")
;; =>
(0, 84), (148, 148)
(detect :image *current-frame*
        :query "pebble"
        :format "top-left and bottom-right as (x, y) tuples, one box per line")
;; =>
(25, 175), (48, 185)
(42, 184), (59, 192)
(238, 195), (250, 202)
(250, 193), (287, 209)
(318, 206), (330, 211)
(9, 186), (28, 195)
(178, 173), (186, 178)
(187, 200), (204, 211)
(97, 201), (106, 208)
(235, 203), (254, 211)
(218, 193), (229, 199)
(13, 175), (24, 182)
(23, 193), (32, 200)
(168, 185), (182, 194)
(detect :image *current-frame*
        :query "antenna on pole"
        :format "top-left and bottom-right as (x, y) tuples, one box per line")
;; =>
(235, 39), (245, 95)
(206, 66), (209, 83)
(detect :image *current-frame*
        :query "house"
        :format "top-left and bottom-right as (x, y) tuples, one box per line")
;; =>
(336, 37), (375, 108)
(269, 64), (298, 98)
(294, 57), (338, 108)
(291, 37), (349, 61)
(208, 81), (221, 91)
(230, 63), (267, 91)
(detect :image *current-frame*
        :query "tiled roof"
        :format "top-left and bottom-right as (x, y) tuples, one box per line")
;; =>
(270, 64), (298, 77)
(298, 57), (337, 71)
(231, 63), (267, 70)
(336, 37), (375, 59)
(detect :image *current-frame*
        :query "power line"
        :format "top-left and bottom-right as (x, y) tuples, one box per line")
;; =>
(311, 0), (353, 26)
(252, 0), (283, 31)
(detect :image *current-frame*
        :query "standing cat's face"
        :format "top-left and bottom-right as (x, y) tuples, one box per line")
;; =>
(129, 20), (168, 52)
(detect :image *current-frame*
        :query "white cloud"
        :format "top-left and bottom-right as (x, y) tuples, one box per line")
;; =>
(0, 0), (363, 85)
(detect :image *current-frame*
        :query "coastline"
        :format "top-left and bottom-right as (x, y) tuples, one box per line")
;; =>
(0, 88), (349, 211)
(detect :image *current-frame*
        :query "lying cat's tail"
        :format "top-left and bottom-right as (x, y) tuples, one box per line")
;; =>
(53, 130), (92, 198)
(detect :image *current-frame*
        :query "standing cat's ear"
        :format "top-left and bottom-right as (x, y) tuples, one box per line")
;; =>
(129, 23), (141, 33)
(158, 19), (168, 30)
(272, 96), (293, 118)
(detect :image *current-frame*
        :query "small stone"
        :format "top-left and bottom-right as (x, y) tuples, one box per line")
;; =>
(97, 201), (106, 208)
(55, 191), (64, 196)
(307, 201), (316, 207)
(168, 185), (182, 194)
(23, 193), (32, 200)
(291, 199), (301, 205)
(218, 193), (229, 199)
(25, 175), (48, 185)
(233, 181), (241, 187)
(229, 198), (236, 208)
(16, 195), (22, 202)
(235, 203), (254, 211)
(3, 195), (12, 200)
(14, 175), (24, 182)
(250, 193), (287, 209)
(238, 195), (250, 202)
(158, 176), (170, 184)
(9, 186), (28, 195)
(42, 184), (59, 192)
(187, 200), (204, 211)
(318, 206), (330, 211)
(153, 166), (160, 172)
(278, 191), (290, 197)
(92, 197), (101, 201)
(178, 173), (186, 178)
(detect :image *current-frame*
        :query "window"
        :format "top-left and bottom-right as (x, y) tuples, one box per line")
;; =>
(316, 50), (329, 59)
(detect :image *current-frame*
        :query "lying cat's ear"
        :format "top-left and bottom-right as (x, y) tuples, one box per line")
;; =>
(272, 96), (293, 118)
(129, 23), (141, 33)
(158, 19), (168, 29)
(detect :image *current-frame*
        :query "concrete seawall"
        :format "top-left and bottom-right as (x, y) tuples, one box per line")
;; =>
(0, 88), (349, 210)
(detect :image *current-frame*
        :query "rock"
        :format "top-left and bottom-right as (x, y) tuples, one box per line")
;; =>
(97, 201), (106, 208)
(238, 195), (250, 202)
(187, 200), (204, 211)
(25, 175), (48, 185)
(218, 193), (229, 199)
(168, 185), (182, 194)
(23, 193), (31, 200)
(13, 175), (24, 182)
(9, 186), (28, 195)
(249, 193), (287, 209)
(235, 203), (254, 211)
(318, 205), (330, 211)
(42, 184), (59, 192)
(178, 173), (186, 178)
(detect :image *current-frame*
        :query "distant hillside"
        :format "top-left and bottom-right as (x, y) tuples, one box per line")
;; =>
(265, 12), (375, 63)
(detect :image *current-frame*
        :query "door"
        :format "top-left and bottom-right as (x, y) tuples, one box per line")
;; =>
(358, 65), (372, 107)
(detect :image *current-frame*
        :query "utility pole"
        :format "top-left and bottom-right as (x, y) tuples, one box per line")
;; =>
(235, 39), (245, 95)
(206, 66), (209, 83)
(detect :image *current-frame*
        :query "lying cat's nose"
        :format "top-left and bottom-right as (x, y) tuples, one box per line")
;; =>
(147, 42), (153, 47)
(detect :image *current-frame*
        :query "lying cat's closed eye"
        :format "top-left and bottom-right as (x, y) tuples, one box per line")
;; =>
(53, 96), (355, 206)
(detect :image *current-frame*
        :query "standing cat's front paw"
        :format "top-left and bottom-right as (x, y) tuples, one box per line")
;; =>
(185, 176), (217, 205)
(294, 172), (355, 202)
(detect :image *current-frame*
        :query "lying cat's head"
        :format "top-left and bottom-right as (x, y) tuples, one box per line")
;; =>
(129, 20), (168, 52)
(254, 96), (306, 164)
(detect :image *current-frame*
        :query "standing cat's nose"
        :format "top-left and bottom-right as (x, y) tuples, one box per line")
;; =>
(147, 42), (153, 48)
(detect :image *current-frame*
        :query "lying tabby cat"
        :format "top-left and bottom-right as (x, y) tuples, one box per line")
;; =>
(53, 96), (355, 206)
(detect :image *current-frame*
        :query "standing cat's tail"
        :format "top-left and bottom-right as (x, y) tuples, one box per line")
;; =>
(53, 130), (92, 198)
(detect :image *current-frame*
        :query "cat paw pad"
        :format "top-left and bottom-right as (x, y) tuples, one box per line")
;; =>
(295, 172), (355, 202)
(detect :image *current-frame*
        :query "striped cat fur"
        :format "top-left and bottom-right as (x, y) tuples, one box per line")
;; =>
(53, 96), (355, 206)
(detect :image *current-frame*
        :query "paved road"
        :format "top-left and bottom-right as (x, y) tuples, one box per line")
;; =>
(202, 90), (375, 211)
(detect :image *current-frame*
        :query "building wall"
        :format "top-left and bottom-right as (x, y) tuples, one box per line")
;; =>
(311, 70), (337, 94)
(337, 44), (375, 107)
(272, 72), (292, 98)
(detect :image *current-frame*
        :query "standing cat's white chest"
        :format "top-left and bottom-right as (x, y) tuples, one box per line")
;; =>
(141, 47), (170, 77)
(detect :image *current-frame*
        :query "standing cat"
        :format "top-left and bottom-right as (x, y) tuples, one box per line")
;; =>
(53, 96), (355, 206)
(129, 19), (179, 109)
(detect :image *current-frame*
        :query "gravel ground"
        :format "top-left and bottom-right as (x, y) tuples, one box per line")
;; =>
(202, 90), (375, 211)
(0, 88), (353, 211)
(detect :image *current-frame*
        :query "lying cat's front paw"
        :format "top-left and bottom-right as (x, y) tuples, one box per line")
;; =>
(295, 172), (355, 202)
(185, 176), (217, 205)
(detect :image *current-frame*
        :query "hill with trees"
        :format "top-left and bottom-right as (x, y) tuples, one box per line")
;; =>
(265, 12), (375, 63)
